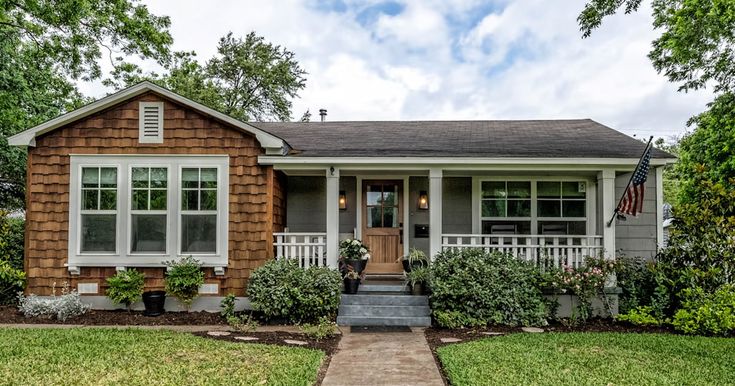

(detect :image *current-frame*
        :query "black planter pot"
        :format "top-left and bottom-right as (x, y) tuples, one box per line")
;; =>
(142, 290), (166, 317)
(343, 259), (366, 274)
(402, 259), (427, 273)
(411, 283), (424, 296)
(344, 278), (360, 294)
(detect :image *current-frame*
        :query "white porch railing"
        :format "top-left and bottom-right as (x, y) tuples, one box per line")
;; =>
(274, 232), (327, 268)
(441, 234), (604, 268)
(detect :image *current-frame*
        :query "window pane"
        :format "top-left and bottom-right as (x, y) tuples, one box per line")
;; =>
(482, 200), (505, 217)
(508, 200), (531, 217)
(182, 190), (198, 211)
(367, 206), (381, 228)
(200, 190), (217, 211)
(82, 168), (99, 188)
(132, 167), (149, 188)
(562, 181), (585, 197)
(538, 200), (561, 217)
(200, 168), (217, 189)
(132, 190), (148, 210)
(131, 214), (167, 253)
(538, 221), (586, 235)
(562, 200), (586, 217)
(99, 190), (117, 210)
(182, 168), (199, 189)
(537, 181), (560, 198)
(82, 189), (98, 210)
(481, 220), (530, 235)
(181, 215), (216, 253)
(366, 185), (382, 205)
(81, 214), (116, 252)
(150, 168), (167, 188)
(383, 207), (397, 228)
(149, 190), (167, 210)
(482, 181), (506, 198)
(383, 185), (398, 206)
(100, 168), (117, 188)
(507, 182), (531, 198)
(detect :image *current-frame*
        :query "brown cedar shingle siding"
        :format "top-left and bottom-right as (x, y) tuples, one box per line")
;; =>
(25, 92), (281, 296)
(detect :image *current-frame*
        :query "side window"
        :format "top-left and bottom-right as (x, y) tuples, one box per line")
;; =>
(537, 181), (587, 235)
(480, 181), (531, 235)
(131, 167), (168, 253)
(181, 168), (218, 253)
(80, 167), (117, 252)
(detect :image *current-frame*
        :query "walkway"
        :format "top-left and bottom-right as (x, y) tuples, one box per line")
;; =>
(322, 327), (444, 386)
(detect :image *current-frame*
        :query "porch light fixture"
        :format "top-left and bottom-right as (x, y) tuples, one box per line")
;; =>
(339, 190), (347, 210)
(418, 190), (429, 210)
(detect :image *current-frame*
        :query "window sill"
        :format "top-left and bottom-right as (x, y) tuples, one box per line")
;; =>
(66, 255), (228, 276)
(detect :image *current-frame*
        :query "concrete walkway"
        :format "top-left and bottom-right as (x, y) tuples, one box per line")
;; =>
(322, 327), (443, 386)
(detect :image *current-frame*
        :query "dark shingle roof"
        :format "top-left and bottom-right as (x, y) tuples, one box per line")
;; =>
(249, 119), (673, 158)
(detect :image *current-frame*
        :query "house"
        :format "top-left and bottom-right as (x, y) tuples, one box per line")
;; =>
(9, 81), (674, 315)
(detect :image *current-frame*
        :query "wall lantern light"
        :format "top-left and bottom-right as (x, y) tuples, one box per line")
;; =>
(339, 190), (347, 210)
(418, 190), (429, 210)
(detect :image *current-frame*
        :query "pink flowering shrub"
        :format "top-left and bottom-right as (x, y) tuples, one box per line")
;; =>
(544, 257), (619, 322)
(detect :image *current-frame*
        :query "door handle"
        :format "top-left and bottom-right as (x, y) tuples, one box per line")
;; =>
(399, 222), (404, 244)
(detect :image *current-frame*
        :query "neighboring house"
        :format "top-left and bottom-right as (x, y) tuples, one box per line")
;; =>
(9, 81), (674, 312)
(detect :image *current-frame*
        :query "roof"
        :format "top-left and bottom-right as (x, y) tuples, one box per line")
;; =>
(251, 120), (674, 159)
(8, 81), (286, 154)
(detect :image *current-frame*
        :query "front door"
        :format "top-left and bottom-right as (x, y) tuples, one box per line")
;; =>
(362, 180), (404, 274)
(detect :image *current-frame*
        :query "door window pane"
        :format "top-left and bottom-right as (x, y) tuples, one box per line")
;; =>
(131, 214), (167, 253)
(383, 207), (397, 227)
(366, 185), (382, 205)
(367, 206), (382, 228)
(81, 214), (116, 252)
(181, 215), (217, 253)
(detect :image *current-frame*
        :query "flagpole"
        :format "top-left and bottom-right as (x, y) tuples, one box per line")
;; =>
(606, 136), (654, 228)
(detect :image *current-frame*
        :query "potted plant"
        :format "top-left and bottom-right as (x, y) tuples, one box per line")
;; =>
(401, 248), (429, 273)
(338, 238), (370, 275)
(406, 266), (430, 295)
(343, 267), (361, 294)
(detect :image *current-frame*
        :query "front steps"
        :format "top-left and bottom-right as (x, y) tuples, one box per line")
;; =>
(336, 279), (431, 327)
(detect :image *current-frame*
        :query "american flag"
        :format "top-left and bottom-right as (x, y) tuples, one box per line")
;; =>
(617, 144), (652, 216)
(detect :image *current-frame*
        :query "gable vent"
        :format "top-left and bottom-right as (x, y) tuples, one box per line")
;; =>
(138, 102), (164, 143)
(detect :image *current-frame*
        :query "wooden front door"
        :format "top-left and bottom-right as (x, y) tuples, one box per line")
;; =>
(362, 180), (403, 274)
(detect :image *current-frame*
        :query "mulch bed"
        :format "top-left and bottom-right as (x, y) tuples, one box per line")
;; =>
(0, 306), (226, 325)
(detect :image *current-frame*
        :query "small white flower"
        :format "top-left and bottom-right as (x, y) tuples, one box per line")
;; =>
(352, 240), (359, 245)
(359, 248), (367, 254)
(363, 253), (370, 260)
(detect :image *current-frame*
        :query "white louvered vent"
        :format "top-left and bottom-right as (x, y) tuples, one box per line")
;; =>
(138, 102), (164, 143)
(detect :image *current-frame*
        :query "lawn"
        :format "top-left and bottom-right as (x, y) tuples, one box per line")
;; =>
(0, 328), (324, 386)
(437, 332), (735, 386)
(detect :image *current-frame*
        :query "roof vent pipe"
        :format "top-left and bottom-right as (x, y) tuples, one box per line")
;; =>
(319, 108), (327, 122)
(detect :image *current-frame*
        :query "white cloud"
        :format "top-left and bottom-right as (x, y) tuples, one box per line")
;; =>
(78, 0), (713, 138)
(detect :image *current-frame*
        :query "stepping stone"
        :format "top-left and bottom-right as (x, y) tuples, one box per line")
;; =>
(482, 332), (504, 336)
(284, 339), (308, 346)
(521, 327), (544, 333)
(440, 337), (462, 343)
(207, 331), (231, 337)
(234, 336), (259, 341)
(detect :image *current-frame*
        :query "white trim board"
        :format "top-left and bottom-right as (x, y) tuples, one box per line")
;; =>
(8, 81), (287, 154)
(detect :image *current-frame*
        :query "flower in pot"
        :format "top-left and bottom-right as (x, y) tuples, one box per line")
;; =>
(400, 248), (429, 273)
(338, 238), (370, 274)
(343, 267), (361, 294)
(406, 266), (430, 295)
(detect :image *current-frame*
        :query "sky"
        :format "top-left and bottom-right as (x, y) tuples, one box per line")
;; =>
(79, 0), (714, 140)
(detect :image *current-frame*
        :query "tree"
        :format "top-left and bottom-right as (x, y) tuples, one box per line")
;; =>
(108, 32), (307, 122)
(0, 0), (173, 210)
(653, 137), (681, 205)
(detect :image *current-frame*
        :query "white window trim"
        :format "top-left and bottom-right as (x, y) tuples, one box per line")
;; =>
(138, 101), (164, 144)
(68, 155), (229, 273)
(473, 176), (594, 236)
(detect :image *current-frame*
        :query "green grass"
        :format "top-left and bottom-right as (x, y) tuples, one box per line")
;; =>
(0, 328), (324, 386)
(437, 332), (735, 386)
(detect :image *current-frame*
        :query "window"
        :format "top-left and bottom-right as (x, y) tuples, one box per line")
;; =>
(366, 183), (399, 228)
(130, 167), (168, 253)
(181, 168), (218, 253)
(80, 167), (118, 253)
(478, 179), (589, 236)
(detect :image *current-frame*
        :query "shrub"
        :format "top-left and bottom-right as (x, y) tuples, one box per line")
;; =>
(220, 293), (237, 319)
(672, 284), (735, 336)
(17, 283), (90, 321)
(300, 316), (337, 341)
(247, 259), (341, 323)
(0, 260), (25, 305)
(105, 269), (145, 310)
(227, 313), (259, 333)
(615, 306), (665, 326)
(430, 248), (547, 327)
(616, 256), (657, 314)
(164, 256), (205, 310)
(544, 256), (618, 323)
(0, 212), (24, 271)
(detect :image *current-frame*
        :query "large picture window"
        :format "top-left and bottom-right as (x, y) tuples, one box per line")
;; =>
(80, 167), (118, 253)
(130, 167), (168, 253)
(181, 168), (218, 253)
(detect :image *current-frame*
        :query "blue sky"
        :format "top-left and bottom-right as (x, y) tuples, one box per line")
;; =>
(80, 0), (712, 139)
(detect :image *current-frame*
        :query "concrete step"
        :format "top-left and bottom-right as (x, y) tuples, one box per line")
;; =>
(336, 316), (432, 327)
(357, 283), (409, 293)
(339, 304), (430, 318)
(340, 294), (428, 306)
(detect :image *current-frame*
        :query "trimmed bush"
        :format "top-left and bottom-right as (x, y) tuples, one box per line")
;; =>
(0, 212), (23, 271)
(430, 248), (547, 327)
(672, 284), (735, 336)
(248, 259), (341, 323)
(106, 269), (145, 310)
(0, 260), (25, 305)
(164, 256), (205, 310)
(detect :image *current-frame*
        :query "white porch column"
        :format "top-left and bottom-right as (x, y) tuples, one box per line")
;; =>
(429, 168), (443, 259)
(326, 167), (340, 268)
(598, 169), (616, 259)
